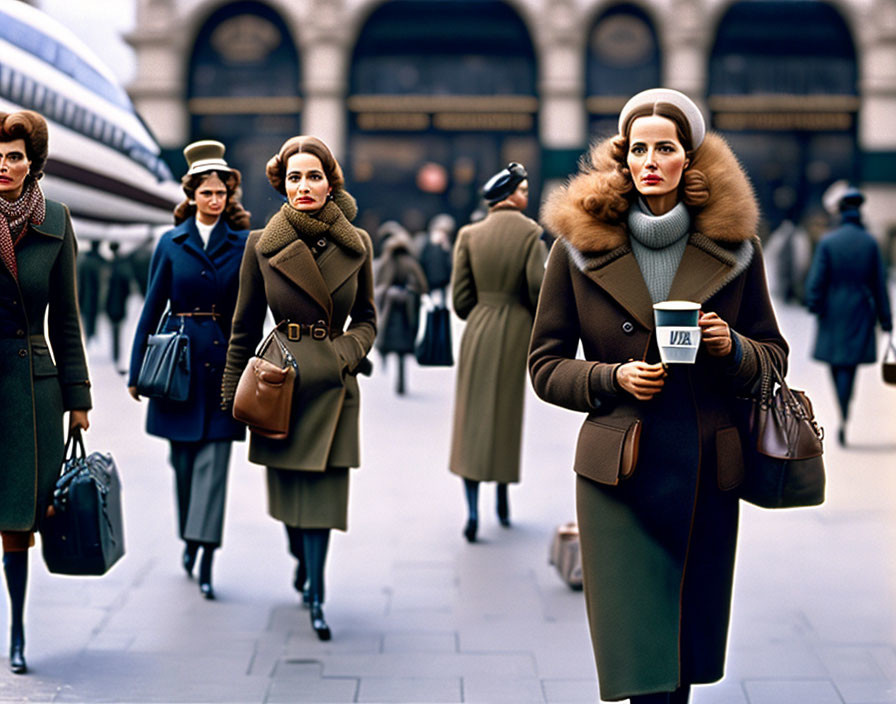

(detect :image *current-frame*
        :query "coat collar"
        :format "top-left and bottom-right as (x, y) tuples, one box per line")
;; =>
(171, 217), (241, 263)
(29, 200), (66, 240)
(562, 233), (755, 330)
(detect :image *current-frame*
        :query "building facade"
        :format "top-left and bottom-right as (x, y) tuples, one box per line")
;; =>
(127, 0), (896, 238)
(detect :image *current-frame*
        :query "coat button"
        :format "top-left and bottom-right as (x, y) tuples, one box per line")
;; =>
(15, 329), (25, 337)
(621, 321), (635, 334)
(204, 362), (211, 368)
(213, 340), (220, 346)
(18, 349), (27, 357)
(201, 270), (208, 277)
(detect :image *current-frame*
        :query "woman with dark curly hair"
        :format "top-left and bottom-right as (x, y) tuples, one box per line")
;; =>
(0, 110), (91, 674)
(529, 89), (788, 702)
(221, 136), (376, 640)
(128, 140), (251, 600)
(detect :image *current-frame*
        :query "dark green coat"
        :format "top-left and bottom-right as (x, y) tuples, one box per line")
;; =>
(531, 134), (788, 699)
(0, 200), (92, 531)
(449, 208), (546, 483)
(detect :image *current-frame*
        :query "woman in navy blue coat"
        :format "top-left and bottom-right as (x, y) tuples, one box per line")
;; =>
(127, 141), (250, 598)
(805, 187), (892, 445)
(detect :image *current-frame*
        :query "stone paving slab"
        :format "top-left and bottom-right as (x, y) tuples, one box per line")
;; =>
(356, 677), (461, 703)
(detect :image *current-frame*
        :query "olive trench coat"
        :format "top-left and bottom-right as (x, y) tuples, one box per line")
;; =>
(530, 134), (788, 700)
(222, 197), (376, 526)
(0, 200), (92, 531)
(450, 208), (547, 484)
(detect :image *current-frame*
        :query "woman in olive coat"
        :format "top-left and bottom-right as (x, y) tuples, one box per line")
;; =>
(222, 136), (376, 641)
(450, 163), (547, 542)
(128, 141), (250, 600)
(529, 89), (788, 702)
(0, 110), (91, 674)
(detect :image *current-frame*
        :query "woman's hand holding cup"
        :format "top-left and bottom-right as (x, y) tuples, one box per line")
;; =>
(617, 360), (667, 400)
(698, 311), (732, 356)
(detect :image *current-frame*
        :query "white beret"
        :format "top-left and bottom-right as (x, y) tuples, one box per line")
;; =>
(618, 88), (706, 149)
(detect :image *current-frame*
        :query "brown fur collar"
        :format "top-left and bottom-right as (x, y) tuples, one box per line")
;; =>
(541, 132), (759, 254)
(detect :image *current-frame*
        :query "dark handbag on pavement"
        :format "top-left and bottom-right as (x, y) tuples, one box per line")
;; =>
(883, 334), (896, 385)
(740, 346), (825, 509)
(415, 304), (453, 366)
(233, 326), (298, 440)
(136, 311), (190, 402)
(41, 429), (125, 576)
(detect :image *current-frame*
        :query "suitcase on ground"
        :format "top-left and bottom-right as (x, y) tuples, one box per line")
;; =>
(41, 430), (125, 576)
(548, 522), (583, 590)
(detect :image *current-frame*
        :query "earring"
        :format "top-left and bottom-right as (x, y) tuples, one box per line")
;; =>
(326, 192), (334, 202)
(188, 199), (196, 205)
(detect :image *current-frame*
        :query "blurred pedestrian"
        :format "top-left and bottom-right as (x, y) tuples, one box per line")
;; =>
(222, 136), (376, 641)
(129, 233), (154, 298)
(375, 230), (428, 395)
(418, 213), (453, 305)
(77, 239), (105, 343)
(529, 89), (788, 703)
(450, 162), (547, 542)
(127, 140), (251, 599)
(0, 110), (91, 674)
(805, 187), (892, 446)
(104, 241), (131, 373)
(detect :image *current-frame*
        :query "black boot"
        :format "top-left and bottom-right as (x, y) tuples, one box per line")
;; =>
(496, 483), (510, 527)
(396, 354), (406, 396)
(182, 540), (199, 578)
(304, 529), (331, 640)
(463, 479), (479, 542)
(3, 552), (27, 674)
(198, 545), (215, 600)
(286, 526), (310, 607)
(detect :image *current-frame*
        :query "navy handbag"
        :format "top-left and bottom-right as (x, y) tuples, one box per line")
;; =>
(136, 311), (191, 402)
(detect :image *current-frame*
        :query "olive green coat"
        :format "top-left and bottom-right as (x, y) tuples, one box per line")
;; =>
(530, 134), (788, 700)
(0, 200), (92, 531)
(222, 197), (376, 527)
(449, 208), (546, 483)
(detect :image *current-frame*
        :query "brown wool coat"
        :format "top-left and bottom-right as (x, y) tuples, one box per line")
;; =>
(450, 208), (546, 483)
(223, 199), (376, 482)
(529, 134), (788, 699)
(0, 201), (92, 531)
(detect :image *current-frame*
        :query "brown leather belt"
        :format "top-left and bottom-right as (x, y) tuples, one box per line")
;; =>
(175, 310), (219, 319)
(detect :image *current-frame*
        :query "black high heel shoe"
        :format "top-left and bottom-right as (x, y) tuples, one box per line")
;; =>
(9, 637), (26, 674)
(463, 518), (478, 543)
(310, 600), (331, 641)
(198, 547), (215, 600)
(182, 542), (199, 578)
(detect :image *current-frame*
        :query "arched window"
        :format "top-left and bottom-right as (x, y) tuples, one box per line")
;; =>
(188, 1), (301, 224)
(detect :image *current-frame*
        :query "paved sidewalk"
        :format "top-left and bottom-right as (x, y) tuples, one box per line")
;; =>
(0, 299), (893, 703)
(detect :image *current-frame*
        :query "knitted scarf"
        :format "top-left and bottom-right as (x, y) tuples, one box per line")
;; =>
(258, 189), (364, 257)
(627, 199), (690, 303)
(0, 180), (46, 279)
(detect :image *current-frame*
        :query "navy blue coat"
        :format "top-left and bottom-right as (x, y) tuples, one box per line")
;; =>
(128, 218), (248, 442)
(805, 211), (893, 365)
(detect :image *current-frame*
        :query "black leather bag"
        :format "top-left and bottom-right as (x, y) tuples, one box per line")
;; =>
(415, 305), (453, 366)
(41, 429), (125, 576)
(136, 312), (190, 402)
(883, 334), (896, 385)
(740, 345), (825, 509)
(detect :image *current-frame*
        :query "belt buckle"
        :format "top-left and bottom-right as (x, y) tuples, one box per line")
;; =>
(286, 323), (301, 341)
(311, 321), (328, 341)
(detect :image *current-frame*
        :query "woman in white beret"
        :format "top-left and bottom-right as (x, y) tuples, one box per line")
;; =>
(529, 89), (788, 702)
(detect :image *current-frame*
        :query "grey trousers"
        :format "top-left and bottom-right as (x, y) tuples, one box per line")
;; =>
(169, 441), (232, 546)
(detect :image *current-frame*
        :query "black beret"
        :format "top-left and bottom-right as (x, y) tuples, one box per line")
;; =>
(482, 162), (528, 205)
(838, 186), (865, 211)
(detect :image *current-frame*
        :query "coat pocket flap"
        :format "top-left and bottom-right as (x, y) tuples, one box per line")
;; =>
(573, 415), (641, 486)
(31, 345), (58, 377)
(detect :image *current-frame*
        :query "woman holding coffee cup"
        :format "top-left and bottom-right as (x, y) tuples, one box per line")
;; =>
(529, 89), (787, 703)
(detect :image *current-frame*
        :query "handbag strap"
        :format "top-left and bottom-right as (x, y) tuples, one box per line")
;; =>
(152, 308), (184, 335)
(255, 322), (297, 370)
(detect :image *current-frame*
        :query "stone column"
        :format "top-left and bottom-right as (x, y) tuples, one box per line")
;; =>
(661, 0), (710, 106)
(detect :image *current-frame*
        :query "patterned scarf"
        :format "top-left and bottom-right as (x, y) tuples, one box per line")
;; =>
(0, 180), (46, 280)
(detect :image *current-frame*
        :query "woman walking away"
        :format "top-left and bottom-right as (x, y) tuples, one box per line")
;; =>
(805, 186), (892, 446)
(222, 136), (376, 641)
(529, 88), (788, 702)
(450, 162), (547, 542)
(0, 110), (92, 673)
(128, 140), (250, 600)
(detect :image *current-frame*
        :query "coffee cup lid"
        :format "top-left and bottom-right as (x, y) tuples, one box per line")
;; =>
(653, 300), (700, 311)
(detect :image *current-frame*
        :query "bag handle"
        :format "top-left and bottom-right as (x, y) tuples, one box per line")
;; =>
(152, 307), (184, 336)
(255, 322), (297, 370)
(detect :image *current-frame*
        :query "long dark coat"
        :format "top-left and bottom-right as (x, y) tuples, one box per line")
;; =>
(450, 208), (547, 484)
(222, 194), (376, 527)
(375, 234), (429, 355)
(805, 210), (893, 365)
(530, 134), (788, 700)
(127, 218), (248, 443)
(0, 200), (92, 531)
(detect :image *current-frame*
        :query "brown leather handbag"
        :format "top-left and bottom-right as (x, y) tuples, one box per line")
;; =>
(232, 327), (297, 440)
(740, 345), (825, 509)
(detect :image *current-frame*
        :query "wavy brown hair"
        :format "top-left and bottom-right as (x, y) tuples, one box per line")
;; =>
(173, 168), (251, 229)
(0, 110), (49, 182)
(582, 102), (710, 225)
(266, 135), (344, 196)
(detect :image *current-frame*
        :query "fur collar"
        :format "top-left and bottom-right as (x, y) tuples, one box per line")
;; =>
(541, 132), (759, 255)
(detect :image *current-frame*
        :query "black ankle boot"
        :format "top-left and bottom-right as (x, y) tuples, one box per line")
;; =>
(463, 518), (478, 543)
(182, 541), (199, 578)
(496, 484), (510, 527)
(198, 546), (215, 600)
(310, 599), (331, 641)
(3, 552), (27, 674)
(462, 479), (479, 542)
